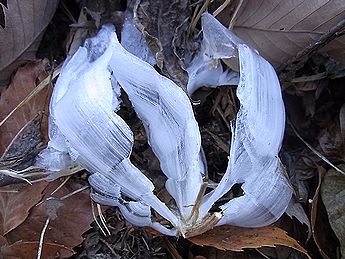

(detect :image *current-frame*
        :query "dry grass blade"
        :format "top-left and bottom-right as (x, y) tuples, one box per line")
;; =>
(36, 218), (50, 259)
(91, 199), (107, 236)
(97, 203), (110, 235)
(213, 0), (233, 17)
(190, 0), (211, 33)
(228, 0), (243, 29)
(0, 65), (61, 128)
(288, 120), (345, 176)
(59, 185), (89, 200)
(0, 169), (33, 185)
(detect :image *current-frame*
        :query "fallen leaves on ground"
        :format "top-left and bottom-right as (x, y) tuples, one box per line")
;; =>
(321, 164), (345, 258)
(189, 225), (310, 258)
(1, 241), (74, 259)
(2, 179), (93, 258)
(0, 182), (47, 235)
(310, 166), (340, 259)
(0, 0), (59, 87)
(0, 59), (51, 158)
(226, 0), (345, 67)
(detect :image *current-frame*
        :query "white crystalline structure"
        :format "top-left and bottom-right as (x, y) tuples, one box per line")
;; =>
(36, 13), (292, 236)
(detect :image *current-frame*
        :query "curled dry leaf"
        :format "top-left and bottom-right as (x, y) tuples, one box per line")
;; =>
(0, 181), (47, 235)
(0, 0), (59, 87)
(0, 59), (51, 158)
(321, 164), (345, 258)
(5, 179), (94, 258)
(188, 225), (310, 258)
(228, 0), (345, 67)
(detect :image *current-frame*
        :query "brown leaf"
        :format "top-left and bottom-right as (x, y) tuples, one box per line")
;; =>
(229, 0), (345, 67)
(6, 179), (93, 256)
(0, 59), (51, 158)
(321, 164), (345, 258)
(188, 225), (310, 258)
(0, 0), (6, 29)
(285, 199), (311, 240)
(0, 182), (48, 235)
(1, 241), (74, 259)
(134, 0), (190, 90)
(311, 166), (338, 259)
(318, 120), (345, 161)
(340, 103), (345, 140)
(0, 0), (59, 86)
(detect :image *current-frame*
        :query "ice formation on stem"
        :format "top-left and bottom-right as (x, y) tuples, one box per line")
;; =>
(36, 13), (292, 237)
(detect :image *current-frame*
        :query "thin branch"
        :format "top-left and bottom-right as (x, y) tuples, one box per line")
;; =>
(279, 18), (345, 76)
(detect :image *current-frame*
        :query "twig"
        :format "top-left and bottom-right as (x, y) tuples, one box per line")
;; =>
(163, 237), (183, 259)
(206, 130), (230, 153)
(99, 238), (119, 257)
(279, 18), (345, 75)
(291, 72), (327, 83)
(216, 106), (230, 129)
(36, 218), (50, 259)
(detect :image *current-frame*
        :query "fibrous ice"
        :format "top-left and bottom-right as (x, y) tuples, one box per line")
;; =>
(36, 12), (292, 236)
(121, 4), (156, 66)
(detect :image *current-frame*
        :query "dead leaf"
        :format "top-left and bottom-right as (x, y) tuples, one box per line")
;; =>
(0, 0), (7, 29)
(228, 0), (345, 67)
(318, 120), (345, 161)
(0, 0), (59, 87)
(6, 179), (93, 257)
(0, 59), (51, 158)
(66, 8), (94, 56)
(188, 225), (310, 258)
(1, 241), (74, 259)
(340, 103), (345, 140)
(134, 0), (190, 90)
(285, 198), (311, 240)
(0, 182), (47, 235)
(321, 164), (345, 258)
(311, 166), (337, 259)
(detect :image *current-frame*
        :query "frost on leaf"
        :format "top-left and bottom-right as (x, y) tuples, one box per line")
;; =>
(36, 13), (292, 236)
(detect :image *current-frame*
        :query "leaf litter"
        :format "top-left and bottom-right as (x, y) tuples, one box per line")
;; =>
(0, 0), (345, 258)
